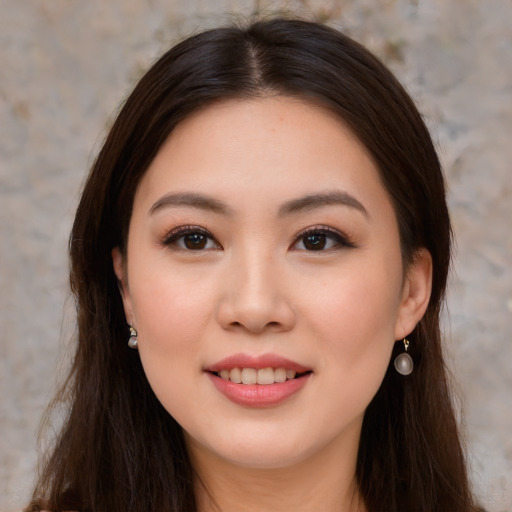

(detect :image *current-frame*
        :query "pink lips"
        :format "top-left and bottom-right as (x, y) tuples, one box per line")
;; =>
(206, 353), (311, 373)
(205, 353), (312, 407)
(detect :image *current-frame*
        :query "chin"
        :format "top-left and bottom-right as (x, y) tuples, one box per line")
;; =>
(186, 424), (325, 470)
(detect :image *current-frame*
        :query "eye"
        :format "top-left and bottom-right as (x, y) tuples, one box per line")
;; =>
(291, 227), (353, 251)
(162, 226), (220, 251)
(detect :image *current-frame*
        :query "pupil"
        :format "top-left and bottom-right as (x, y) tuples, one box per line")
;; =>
(185, 233), (207, 249)
(304, 234), (326, 250)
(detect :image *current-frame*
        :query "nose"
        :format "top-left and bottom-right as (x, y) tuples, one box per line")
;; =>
(216, 249), (296, 334)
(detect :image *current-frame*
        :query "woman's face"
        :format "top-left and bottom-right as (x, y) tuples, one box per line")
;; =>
(114, 97), (431, 470)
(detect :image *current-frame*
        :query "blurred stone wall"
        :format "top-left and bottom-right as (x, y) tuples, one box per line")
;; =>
(1, 1), (510, 510)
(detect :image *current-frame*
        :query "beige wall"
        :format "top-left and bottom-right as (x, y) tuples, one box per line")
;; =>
(1, 1), (511, 510)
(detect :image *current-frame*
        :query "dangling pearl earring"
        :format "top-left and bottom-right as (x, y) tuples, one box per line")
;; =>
(394, 338), (413, 375)
(128, 325), (138, 349)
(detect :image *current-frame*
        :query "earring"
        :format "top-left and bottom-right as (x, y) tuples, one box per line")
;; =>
(128, 325), (138, 349)
(394, 338), (413, 375)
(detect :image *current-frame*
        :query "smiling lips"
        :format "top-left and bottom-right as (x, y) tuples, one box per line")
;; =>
(205, 353), (312, 407)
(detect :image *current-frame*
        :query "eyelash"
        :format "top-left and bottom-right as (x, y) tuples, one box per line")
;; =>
(291, 226), (355, 251)
(161, 225), (355, 251)
(162, 225), (221, 250)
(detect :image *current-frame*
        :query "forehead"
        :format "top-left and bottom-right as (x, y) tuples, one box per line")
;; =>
(134, 96), (390, 216)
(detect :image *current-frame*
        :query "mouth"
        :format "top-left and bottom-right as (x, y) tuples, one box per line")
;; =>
(205, 353), (313, 407)
(210, 367), (312, 385)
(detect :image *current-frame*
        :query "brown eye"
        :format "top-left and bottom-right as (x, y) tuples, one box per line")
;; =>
(292, 227), (353, 252)
(163, 226), (220, 250)
(184, 233), (208, 250)
(302, 233), (328, 250)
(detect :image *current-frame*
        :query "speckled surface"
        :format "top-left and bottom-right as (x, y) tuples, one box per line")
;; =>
(1, 1), (511, 510)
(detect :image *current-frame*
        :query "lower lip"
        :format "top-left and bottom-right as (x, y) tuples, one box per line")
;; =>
(208, 372), (311, 407)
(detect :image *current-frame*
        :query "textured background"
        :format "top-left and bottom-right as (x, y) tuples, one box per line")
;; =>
(1, 1), (511, 511)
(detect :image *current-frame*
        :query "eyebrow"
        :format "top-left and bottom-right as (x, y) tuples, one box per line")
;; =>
(149, 192), (233, 216)
(278, 191), (369, 218)
(148, 190), (368, 218)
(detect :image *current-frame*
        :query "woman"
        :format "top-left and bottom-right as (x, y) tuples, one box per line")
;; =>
(27, 17), (480, 512)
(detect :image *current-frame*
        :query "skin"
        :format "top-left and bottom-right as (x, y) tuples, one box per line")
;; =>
(113, 96), (432, 512)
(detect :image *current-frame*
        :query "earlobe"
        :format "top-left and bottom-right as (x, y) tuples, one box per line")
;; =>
(112, 247), (134, 324)
(394, 248), (433, 340)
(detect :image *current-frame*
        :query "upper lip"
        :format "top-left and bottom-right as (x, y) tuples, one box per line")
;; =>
(205, 353), (312, 373)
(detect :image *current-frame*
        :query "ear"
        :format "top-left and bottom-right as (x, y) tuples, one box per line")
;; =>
(112, 247), (134, 325)
(394, 248), (433, 340)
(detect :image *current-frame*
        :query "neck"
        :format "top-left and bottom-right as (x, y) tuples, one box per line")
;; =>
(189, 426), (366, 512)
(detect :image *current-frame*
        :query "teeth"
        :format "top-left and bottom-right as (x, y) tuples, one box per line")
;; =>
(230, 367), (242, 384)
(274, 368), (286, 382)
(286, 369), (296, 380)
(257, 367), (274, 385)
(241, 368), (257, 385)
(217, 367), (302, 385)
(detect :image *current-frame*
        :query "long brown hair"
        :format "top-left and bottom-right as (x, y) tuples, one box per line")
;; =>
(27, 17), (479, 512)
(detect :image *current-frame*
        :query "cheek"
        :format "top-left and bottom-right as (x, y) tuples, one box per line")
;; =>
(309, 259), (401, 337)
(130, 257), (216, 341)
(128, 266), (216, 408)
(305, 261), (402, 399)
